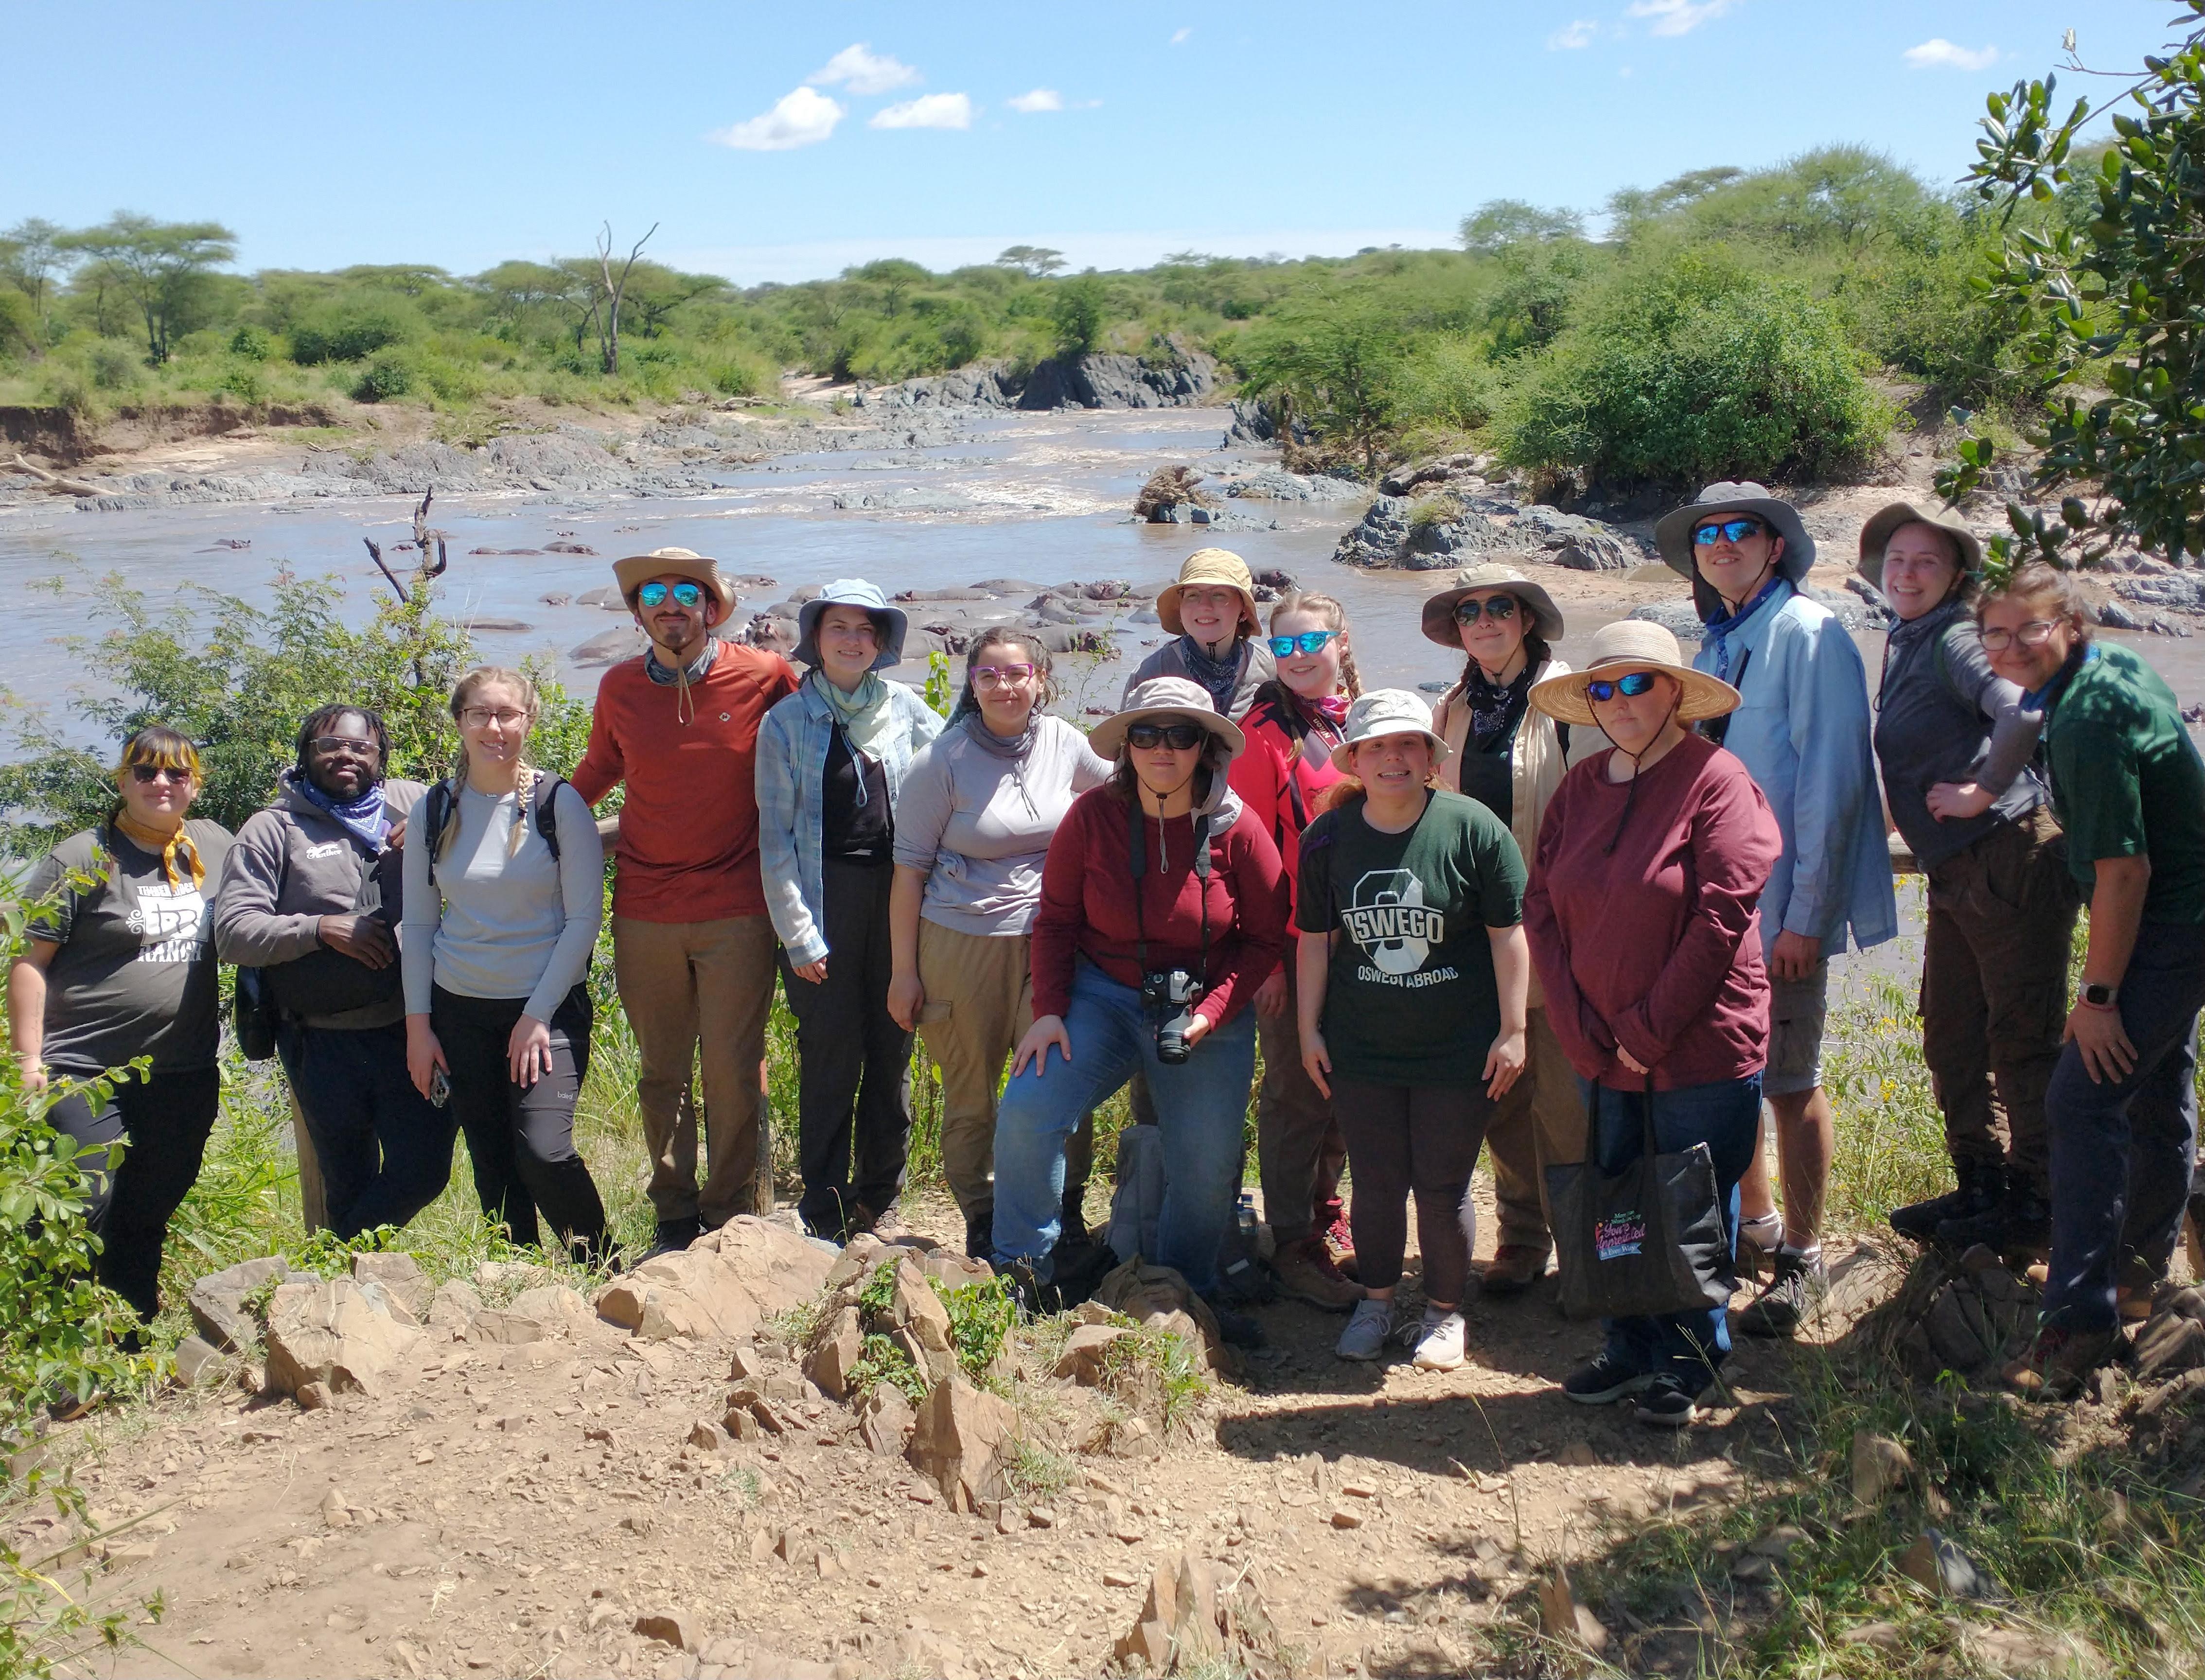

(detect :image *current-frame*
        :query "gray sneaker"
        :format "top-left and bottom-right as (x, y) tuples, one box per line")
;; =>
(1734, 1248), (1825, 1338)
(1335, 1297), (1394, 1362)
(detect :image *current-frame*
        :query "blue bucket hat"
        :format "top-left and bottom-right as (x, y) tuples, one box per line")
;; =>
(794, 578), (909, 670)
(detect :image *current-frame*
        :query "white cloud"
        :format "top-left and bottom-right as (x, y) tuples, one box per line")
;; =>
(1903, 37), (1999, 71)
(709, 86), (845, 151)
(869, 92), (973, 131)
(808, 43), (921, 96)
(1624, 0), (1738, 37)
(1548, 19), (1596, 49)
(1170, 27), (1192, 43)
(1007, 88), (1064, 113)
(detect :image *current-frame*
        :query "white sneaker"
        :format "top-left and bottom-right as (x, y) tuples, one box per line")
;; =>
(1335, 1297), (1393, 1362)
(1412, 1309), (1467, 1371)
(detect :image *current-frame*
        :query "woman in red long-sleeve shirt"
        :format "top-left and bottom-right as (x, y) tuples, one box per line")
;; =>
(995, 677), (1288, 1333)
(1522, 622), (1780, 1431)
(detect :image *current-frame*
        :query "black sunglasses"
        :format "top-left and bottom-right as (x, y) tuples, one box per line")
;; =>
(1125, 721), (1205, 751)
(1693, 517), (1766, 547)
(129, 764), (193, 785)
(1453, 596), (1518, 625)
(1585, 671), (1660, 703)
(636, 581), (705, 609)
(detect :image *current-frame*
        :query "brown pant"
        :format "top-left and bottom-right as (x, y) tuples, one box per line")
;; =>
(1254, 962), (1345, 1244)
(613, 912), (779, 1227)
(1484, 1006), (1588, 1254)
(1920, 807), (2078, 1191)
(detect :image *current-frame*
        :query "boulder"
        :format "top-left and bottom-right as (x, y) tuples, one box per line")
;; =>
(188, 1256), (291, 1353)
(596, 1215), (834, 1343)
(857, 1384), (917, 1457)
(262, 1277), (424, 1399)
(906, 1374), (1020, 1511)
(350, 1252), (431, 1320)
(426, 1280), (482, 1340)
(805, 1307), (864, 1400)
(633, 1609), (698, 1653)
(171, 1334), (227, 1387)
(1092, 1258), (1222, 1358)
(891, 1259), (953, 1352)
(1054, 1323), (1138, 1385)
(476, 1284), (592, 1344)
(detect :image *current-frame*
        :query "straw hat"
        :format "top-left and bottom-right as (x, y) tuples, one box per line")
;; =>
(1156, 548), (1258, 637)
(1653, 482), (1816, 584)
(795, 578), (909, 671)
(1419, 563), (1566, 649)
(1088, 676), (1246, 759)
(1855, 501), (1985, 591)
(612, 546), (740, 619)
(1528, 620), (1741, 727)
(1328, 688), (1451, 772)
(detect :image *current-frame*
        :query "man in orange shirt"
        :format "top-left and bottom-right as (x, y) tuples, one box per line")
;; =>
(571, 547), (799, 1252)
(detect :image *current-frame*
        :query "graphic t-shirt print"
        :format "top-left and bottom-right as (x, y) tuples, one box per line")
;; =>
(1341, 869), (1458, 989)
(127, 881), (211, 964)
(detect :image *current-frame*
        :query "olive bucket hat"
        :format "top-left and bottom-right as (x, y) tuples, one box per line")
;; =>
(1653, 482), (1817, 584)
(1419, 563), (1566, 649)
(1855, 501), (1986, 592)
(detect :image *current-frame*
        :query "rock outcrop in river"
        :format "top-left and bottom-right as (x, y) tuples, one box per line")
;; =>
(853, 352), (1219, 413)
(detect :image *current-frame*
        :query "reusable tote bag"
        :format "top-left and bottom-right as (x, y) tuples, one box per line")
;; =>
(1544, 1080), (1734, 1321)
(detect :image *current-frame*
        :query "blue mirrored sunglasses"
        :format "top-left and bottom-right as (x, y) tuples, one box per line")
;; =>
(1692, 517), (1766, 547)
(1266, 629), (1339, 658)
(636, 580), (705, 608)
(1585, 671), (1660, 703)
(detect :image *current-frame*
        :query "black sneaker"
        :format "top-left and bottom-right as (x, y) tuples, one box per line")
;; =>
(1937, 1181), (2052, 1255)
(1734, 1249), (1824, 1338)
(1890, 1161), (2002, 1243)
(1635, 1374), (1699, 1429)
(646, 1216), (703, 1258)
(1201, 1297), (1267, 1350)
(1562, 1351), (1656, 1405)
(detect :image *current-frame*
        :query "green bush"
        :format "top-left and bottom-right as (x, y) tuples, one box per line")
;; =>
(288, 300), (410, 365)
(352, 353), (413, 402)
(226, 324), (270, 361)
(86, 342), (138, 391)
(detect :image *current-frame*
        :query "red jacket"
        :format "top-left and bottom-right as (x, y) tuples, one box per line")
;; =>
(1031, 785), (1288, 1029)
(1227, 686), (1346, 902)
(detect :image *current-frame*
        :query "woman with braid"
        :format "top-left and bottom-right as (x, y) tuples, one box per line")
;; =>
(404, 667), (609, 1261)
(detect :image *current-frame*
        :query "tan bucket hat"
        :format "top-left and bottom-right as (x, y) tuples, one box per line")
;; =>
(1856, 501), (1985, 591)
(1529, 620), (1741, 727)
(1653, 482), (1816, 583)
(1156, 548), (1258, 637)
(612, 546), (740, 620)
(1327, 688), (1450, 772)
(1419, 563), (1566, 649)
(1088, 675), (1246, 759)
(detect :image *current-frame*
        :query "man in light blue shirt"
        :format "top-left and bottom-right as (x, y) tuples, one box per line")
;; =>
(1657, 483), (1899, 1336)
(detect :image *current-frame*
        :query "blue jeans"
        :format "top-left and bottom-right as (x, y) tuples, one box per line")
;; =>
(994, 960), (1255, 1294)
(1584, 1073), (1762, 1396)
(280, 1021), (459, 1239)
(2043, 920), (2205, 1330)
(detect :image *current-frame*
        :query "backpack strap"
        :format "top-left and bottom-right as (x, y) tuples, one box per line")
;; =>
(423, 775), (564, 877)
(421, 780), (457, 882)
(530, 773), (565, 862)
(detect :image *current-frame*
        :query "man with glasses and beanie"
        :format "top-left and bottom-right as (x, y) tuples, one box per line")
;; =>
(571, 547), (799, 1253)
(1655, 483), (1896, 1338)
(213, 705), (455, 1238)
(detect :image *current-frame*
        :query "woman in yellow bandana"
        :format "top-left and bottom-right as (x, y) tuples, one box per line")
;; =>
(7, 725), (233, 1333)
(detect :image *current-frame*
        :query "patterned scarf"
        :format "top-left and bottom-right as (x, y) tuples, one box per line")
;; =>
(1462, 661), (1535, 754)
(1177, 636), (1243, 715)
(294, 770), (390, 850)
(1702, 575), (1784, 684)
(113, 813), (205, 891)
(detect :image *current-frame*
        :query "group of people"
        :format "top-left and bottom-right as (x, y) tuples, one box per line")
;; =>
(11, 484), (2202, 1415)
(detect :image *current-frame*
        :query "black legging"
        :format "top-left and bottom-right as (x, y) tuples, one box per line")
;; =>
(46, 1065), (221, 1323)
(431, 984), (607, 1261)
(1332, 1078), (1490, 1304)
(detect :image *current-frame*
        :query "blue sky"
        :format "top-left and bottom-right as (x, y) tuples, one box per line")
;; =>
(5, 1), (2173, 283)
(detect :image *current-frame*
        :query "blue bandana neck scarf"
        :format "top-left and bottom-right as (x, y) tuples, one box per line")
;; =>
(293, 770), (389, 850)
(1178, 636), (1242, 713)
(1702, 575), (1785, 684)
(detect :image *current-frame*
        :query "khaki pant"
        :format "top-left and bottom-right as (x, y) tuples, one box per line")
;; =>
(1485, 1005), (1587, 1254)
(613, 912), (778, 1227)
(1254, 962), (1345, 1244)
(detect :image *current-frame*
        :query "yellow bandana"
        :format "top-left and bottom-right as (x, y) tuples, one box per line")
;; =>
(113, 814), (204, 892)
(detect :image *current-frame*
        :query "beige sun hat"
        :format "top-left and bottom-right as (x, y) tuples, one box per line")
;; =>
(1156, 548), (1258, 637)
(1328, 688), (1451, 772)
(1419, 562), (1566, 649)
(612, 546), (740, 619)
(1855, 501), (1986, 591)
(1088, 675), (1247, 759)
(1529, 620), (1741, 727)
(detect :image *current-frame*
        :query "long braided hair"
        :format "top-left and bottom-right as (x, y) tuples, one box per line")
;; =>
(441, 666), (542, 862)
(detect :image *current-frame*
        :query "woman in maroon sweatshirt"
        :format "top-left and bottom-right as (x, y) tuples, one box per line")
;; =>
(1522, 622), (1780, 1430)
(993, 677), (1288, 1328)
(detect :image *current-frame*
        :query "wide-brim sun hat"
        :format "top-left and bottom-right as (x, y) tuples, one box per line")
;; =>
(1419, 563), (1566, 649)
(1855, 501), (1986, 591)
(1088, 675), (1247, 759)
(612, 546), (740, 620)
(1653, 482), (1816, 585)
(1529, 620), (1741, 728)
(795, 578), (909, 670)
(1156, 548), (1258, 638)
(1328, 688), (1451, 772)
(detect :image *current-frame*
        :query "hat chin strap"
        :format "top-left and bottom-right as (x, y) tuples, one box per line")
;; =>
(1591, 694), (1681, 858)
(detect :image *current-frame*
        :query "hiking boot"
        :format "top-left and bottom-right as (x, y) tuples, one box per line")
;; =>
(1891, 1159), (2004, 1244)
(1635, 1374), (1699, 1429)
(1733, 1248), (1825, 1338)
(1935, 1177), (2050, 1256)
(1272, 1236), (1363, 1312)
(1336, 1297), (1394, 1362)
(2000, 1321), (2125, 1400)
(1200, 1297), (1266, 1350)
(962, 1203), (996, 1266)
(853, 1203), (914, 1244)
(1480, 1243), (1550, 1297)
(1411, 1308), (1467, 1372)
(1061, 1186), (1091, 1248)
(1563, 1350), (1656, 1405)
(993, 1258), (1053, 1320)
(647, 1216), (703, 1258)
(1321, 1213), (1359, 1282)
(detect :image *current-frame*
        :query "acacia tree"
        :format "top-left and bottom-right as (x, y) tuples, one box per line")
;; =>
(60, 213), (235, 364)
(0, 218), (72, 329)
(592, 221), (658, 375)
(1937, 5), (2205, 570)
(995, 245), (1065, 278)
(1240, 289), (1406, 478)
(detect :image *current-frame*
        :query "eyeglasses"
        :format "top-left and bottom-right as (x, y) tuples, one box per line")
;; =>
(309, 736), (377, 756)
(128, 764), (193, 785)
(1266, 630), (1340, 658)
(971, 664), (1037, 689)
(1125, 722), (1204, 751)
(636, 581), (705, 609)
(460, 706), (529, 728)
(1979, 619), (2060, 653)
(1585, 671), (1661, 703)
(1693, 518), (1766, 547)
(1453, 596), (1519, 626)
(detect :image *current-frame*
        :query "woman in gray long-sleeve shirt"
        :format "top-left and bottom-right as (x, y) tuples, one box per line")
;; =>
(1861, 505), (2080, 1254)
(403, 668), (609, 1260)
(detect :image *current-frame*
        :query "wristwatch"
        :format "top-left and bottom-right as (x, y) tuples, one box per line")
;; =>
(2081, 981), (2120, 1009)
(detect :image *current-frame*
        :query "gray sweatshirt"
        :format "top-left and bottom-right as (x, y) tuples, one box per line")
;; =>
(891, 714), (1111, 936)
(1123, 635), (1274, 719)
(1872, 597), (2048, 871)
(400, 780), (604, 1021)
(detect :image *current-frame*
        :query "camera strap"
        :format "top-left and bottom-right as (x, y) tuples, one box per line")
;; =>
(1129, 801), (1211, 993)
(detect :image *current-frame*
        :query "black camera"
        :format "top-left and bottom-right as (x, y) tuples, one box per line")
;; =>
(1142, 969), (1204, 1063)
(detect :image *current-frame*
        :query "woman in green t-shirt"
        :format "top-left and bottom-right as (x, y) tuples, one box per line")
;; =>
(1297, 690), (1530, 1370)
